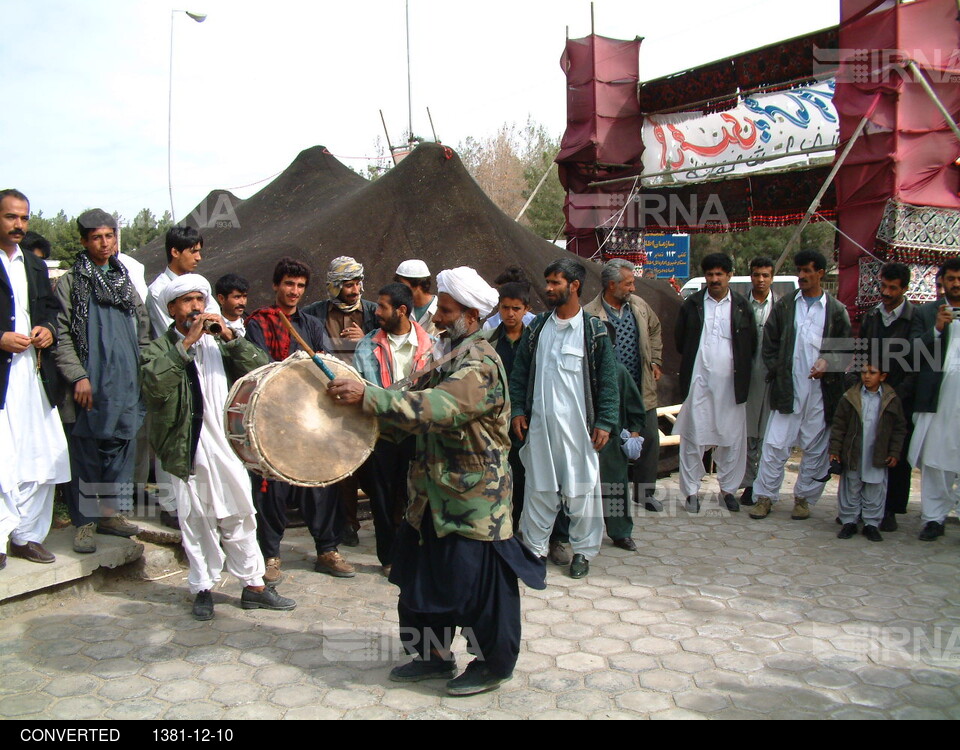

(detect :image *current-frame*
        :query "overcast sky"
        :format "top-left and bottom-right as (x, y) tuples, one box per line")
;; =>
(3, 0), (838, 223)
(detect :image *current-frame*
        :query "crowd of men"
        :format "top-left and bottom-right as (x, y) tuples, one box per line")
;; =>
(2, 185), (959, 697)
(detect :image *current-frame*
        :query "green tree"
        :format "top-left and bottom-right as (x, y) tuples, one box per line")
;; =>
(689, 221), (835, 277)
(28, 209), (82, 263)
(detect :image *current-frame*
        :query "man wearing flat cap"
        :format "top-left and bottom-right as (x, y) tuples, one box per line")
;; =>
(395, 259), (438, 338)
(328, 266), (546, 697)
(140, 274), (296, 620)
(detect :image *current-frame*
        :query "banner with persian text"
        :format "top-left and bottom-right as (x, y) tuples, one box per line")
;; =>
(641, 79), (838, 185)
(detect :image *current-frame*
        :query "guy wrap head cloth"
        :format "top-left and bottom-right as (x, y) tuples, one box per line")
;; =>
(436, 267), (498, 319)
(161, 273), (212, 309)
(327, 256), (364, 312)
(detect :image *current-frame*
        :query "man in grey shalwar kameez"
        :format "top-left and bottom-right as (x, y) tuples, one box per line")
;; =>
(54, 210), (150, 554)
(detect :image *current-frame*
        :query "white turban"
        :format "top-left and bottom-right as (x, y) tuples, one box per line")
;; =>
(436, 267), (498, 319)
(161, 273), (212, 309)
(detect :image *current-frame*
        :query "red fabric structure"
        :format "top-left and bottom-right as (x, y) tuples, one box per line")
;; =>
(557, 35), (644, 258)
(834, 0), (960, 317)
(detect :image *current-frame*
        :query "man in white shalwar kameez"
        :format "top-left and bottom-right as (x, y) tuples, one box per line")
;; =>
(510, 258), (619, 579)
(750, 251), (851, 521)
(908, 258), (960, 542)
(0, 190), (70, 567)
(141, 275), (295, 619)
(673, 254), (756, 513)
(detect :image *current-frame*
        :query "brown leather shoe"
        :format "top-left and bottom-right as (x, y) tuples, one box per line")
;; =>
(10, 541), (56, 564)
(263, 557), (283, 586)
(314, 550), (356, 578)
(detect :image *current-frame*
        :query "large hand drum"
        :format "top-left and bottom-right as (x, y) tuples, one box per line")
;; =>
(224, 351), (378, 487)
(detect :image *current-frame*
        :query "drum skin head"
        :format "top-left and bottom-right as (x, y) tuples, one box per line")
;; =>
(228, 353), (378, 486)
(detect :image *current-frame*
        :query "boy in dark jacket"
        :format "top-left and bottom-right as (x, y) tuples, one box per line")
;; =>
(829, 363), (907, 542)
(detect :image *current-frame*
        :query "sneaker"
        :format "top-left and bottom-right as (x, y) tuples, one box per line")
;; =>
(837, 523), (858, 539)
(739, 486), (755, 506)
(862, 525), (883, 542)
(192, 590), (214, 621)
(240, 586), (297, 611)
(569, 553), (589, 579)
(879, 512), (898, 532)
(548, 541), (570, 566)
(749, 497), (772, 520)
(447, 660), (512, 696)
(918, 521), (945, 542)
(791, 498), (810, 520)
(97, 514), (140, 537)
(73, 523), (97, 553)
(314, 550), (356, 578)
(263, 557), (283, 586)
(389, 659), (456, 683)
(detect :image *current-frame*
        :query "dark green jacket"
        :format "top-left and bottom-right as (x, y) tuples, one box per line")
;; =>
(763, 291), (851, 424)
(599, 362), (646, 487)
(829, 382), (907, 470)
(509, 309), (619, 435)
(140, 328), (269, 480)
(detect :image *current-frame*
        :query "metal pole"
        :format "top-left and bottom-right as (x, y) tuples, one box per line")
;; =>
(516, 157), (557, 221)
(426, 107), (438, 142)
(590, 2), (594, 35)
(773, 112), (873, 273)
(906, 60), (960, 145)
(380, 110), (398, 165)
(167, 11), (176, 224)
(406, 0), (413, 144)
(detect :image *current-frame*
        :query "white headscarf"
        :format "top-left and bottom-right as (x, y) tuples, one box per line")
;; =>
(436, 267), (498, 319)
(161, 273), (212, 309)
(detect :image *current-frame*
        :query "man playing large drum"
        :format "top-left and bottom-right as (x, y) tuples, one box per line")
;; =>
(141, 274), (297, 620)
(327, 267), (545, 697)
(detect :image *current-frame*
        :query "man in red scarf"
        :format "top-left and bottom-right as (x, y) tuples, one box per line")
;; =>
(246, 257), (355, 582)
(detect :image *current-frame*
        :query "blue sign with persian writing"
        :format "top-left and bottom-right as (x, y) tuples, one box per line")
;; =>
(644, 235), (689, 278)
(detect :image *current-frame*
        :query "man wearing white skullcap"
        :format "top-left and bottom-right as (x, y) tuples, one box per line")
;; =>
(395, 259), (438, 337)
(327, 266), (546, 697)
(141, 274), (297, 620)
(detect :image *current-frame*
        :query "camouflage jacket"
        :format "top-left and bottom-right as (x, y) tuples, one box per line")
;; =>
(362, 330), (514, 542)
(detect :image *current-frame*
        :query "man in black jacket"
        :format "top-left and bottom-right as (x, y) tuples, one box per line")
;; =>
(0, 189), (70, 567)
(674, 253), (757, 513)
(749, 250), (851, 521)
(858, 263), (915, 531)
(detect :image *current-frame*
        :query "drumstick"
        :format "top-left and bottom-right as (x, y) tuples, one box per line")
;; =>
(277, 313), (337, 381)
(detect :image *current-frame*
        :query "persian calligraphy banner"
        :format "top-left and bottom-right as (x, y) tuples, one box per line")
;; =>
(641, 80), (838, 185)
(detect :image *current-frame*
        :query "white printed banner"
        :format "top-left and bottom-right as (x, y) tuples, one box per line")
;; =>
(641, 79), (838, 185)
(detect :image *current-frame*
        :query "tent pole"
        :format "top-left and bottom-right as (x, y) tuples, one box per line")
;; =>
(906, 60), (960, 145)
(773, 111), (872, 273)
(516, 156), (557, 221)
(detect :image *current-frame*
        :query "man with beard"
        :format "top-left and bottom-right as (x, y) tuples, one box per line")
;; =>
(328, 266), (545, 696)
(0, 189), (70, 568)
(54, 209), (150, 553)
(246, 257), (354, 580)
(215, 273), (249, 338)
(141, 275), (295, 619)
(584, 258), (664, 520)
(908, 257), (960, 542)
(353, 283), (433, 572)
(510, 258), (619, 579)
(301, 256), (378, 545)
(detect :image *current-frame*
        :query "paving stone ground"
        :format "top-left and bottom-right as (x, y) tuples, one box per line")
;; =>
(1, 470), (958, 720)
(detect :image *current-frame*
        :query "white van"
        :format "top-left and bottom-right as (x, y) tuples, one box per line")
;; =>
(680, 275), (799, 299)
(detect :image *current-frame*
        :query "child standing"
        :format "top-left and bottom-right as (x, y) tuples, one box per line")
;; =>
(829, 363), (907, 542)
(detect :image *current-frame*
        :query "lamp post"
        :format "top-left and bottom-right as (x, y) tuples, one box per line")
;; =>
(168, 9), (207, 225)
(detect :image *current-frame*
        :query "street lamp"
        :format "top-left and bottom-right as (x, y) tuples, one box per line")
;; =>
(168, 9), (207, 225)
